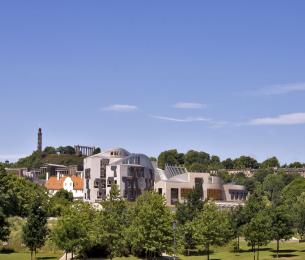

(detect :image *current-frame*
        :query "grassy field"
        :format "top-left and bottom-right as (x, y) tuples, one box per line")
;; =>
(0, 217), (62, 260)
(0, 251), (61, 260)
(115, 241), (305, 260)
(1, 241), (305, 260)
(1, 216), (304, 260)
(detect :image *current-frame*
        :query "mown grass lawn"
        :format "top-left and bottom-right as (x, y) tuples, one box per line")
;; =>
(114, 241), (305, 260)
(1, 241), (304, 260)
(0, 251), (61, 260)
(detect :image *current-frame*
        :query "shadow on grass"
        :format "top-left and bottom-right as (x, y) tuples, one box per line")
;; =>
(37, 257), (58, 260)
(271, 249), (297, 253)
(0, 248), (15, 254)
(238, 247), (272, 253)
(271, 254), (298, 258)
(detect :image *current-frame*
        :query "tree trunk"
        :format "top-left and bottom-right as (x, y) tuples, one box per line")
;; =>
(30, 250), (33, 260)
(207, 244), (210, 260)
(72, 251), (74, 260)
(277, 239), (279, 258)
(253, 245), (256, 260)
(257, 245), (259, 260)
(65, 252), (67, 260)
(237, 236), (240, 252)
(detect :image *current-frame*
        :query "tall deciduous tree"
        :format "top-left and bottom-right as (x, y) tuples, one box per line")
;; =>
(244, 210), (272, 260)
(229, 205), (246, 252)
(176, 188), (203, 255)
(294, 192), (305, 239)
(22, 197), (48, 260)
(262, 174), (285, 205)
(260, 156), (280, 169)
(194, 202), (232, 260)
(51, 201), (96, 259)
(158, 149), (185, 169)
(97, 184), (129, 259)
(128, 191), (173, 257)
(0, 207), (10, 242)
(271, 204), (294, 258)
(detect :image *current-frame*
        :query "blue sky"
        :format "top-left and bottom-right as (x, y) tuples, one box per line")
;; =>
(1, 1), (305, 164)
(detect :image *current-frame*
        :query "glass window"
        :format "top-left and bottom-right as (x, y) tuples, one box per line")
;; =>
(171, 188), (179, 205)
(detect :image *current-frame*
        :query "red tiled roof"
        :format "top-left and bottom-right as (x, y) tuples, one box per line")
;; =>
(71, 176), (83, 190)
(45, 176), (83, 191)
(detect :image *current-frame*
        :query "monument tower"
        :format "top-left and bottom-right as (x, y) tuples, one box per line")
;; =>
(37, 128), (42, 152)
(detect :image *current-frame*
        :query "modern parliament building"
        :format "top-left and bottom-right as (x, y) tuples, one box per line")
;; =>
(154, 165), (248, 207)
(83, 147), (248, 207)
(83, 148), (155, 203)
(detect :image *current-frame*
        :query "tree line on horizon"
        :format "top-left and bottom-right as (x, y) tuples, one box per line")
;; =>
(156, 149), (305, 171)
(1, 163), (305, 260)
(2, 147), (304, 171)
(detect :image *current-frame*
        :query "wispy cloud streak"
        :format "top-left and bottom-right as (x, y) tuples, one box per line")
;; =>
(173, 102), (206, 109)
(248, 112), (305, 125)
(152, 115), (210, 123)
(102, 104), (138, 112)
(253, 83), (305, 96)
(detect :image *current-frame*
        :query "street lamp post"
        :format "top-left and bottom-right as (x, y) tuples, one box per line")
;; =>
(173, 220), (177, 260)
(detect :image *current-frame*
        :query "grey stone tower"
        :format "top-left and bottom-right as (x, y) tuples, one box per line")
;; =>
(37, 128), (42, 152)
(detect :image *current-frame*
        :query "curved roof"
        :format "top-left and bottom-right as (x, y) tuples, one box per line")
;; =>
(103, 148), (130, 158)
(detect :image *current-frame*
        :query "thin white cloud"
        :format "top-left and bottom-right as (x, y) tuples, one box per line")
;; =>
(173, 102), (206, 109)
(102, 104), (138, 112)
(248, 113), (305, 125)
(152, 115), (210, 123)
(253, 82), (305, 96)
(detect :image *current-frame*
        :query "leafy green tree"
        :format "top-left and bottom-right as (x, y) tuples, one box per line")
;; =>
(43, 146), (57, 155)
(282, 177), (305, 204)
(188, 163), (208, 173)
(288, 161), (303, 168)
(260, 156), (280, 169)
(233, 156), (259, 169)
(97, 184), (129, 259)
(51, 201), (97, 259)
(194, 202), (232, 260)
(222, 158), (234, 169)
(208, 155), (222, 170)
(128, 191), (173, 257)
(184, 150), (210, 165)
(229, 206), (246, 252)
(56, 146), (76, 155)
(271, 204), (294, 258)
(294, 192), (305, 239)
(92, 147), (101, 155)
(253, 169), (272, 183)
(262, 174), (285, 205)
(158, 149), (184, 169)
(216, 171), (233, 184)
(49, 190), (74, 216)
(243, 185), (270, 223)
(244, 210), (273, 260)
(22, 197), (48, 260)
(0, 171), (48, 217)
(176, 188), (203, 225)
(0, 207), (10, 242)
(176, 188), (203, 255)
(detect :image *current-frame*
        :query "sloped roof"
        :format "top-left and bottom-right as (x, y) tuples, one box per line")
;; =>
(71, 176), (83, 190)
(45, 176), (83, 191)
(45, 176), (66, 190)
